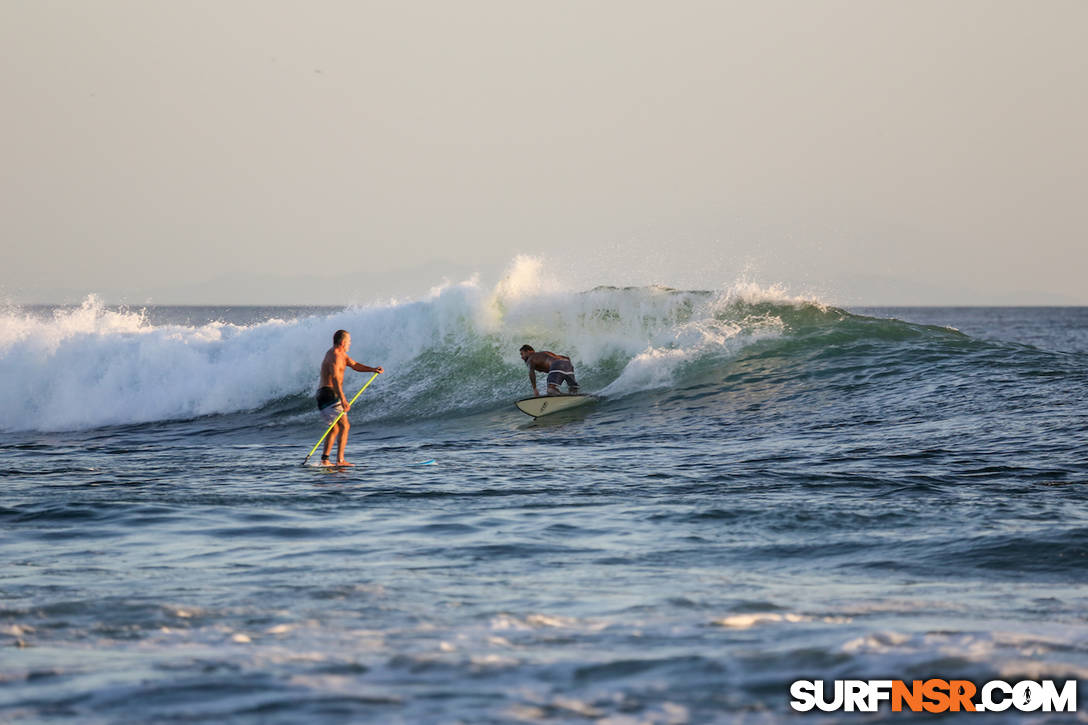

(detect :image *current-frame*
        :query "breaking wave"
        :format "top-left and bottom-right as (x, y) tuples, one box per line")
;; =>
(0, 257), (984, 432)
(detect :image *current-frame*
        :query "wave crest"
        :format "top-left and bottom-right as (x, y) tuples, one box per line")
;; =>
(0, 259), (863, 431)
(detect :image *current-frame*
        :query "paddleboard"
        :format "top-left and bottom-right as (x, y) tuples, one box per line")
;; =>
(515, 394), (599, 418)
(309, 459), (436, 469)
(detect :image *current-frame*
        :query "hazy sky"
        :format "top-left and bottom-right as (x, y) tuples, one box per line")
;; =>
(2, 1), (1086, 305)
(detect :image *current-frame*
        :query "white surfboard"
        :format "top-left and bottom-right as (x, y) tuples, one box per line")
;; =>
(515, 394), (599, 418)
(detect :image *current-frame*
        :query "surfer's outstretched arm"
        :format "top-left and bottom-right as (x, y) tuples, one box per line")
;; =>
(347, 357), (384, 375)
(528, 368), (539, 396)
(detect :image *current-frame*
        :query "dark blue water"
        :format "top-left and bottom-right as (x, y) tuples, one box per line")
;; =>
(2, 293), (1086, 723)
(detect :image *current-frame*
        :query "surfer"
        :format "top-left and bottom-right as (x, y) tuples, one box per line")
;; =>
(519, 345), (579, 396)
(315, 330), (383, 466)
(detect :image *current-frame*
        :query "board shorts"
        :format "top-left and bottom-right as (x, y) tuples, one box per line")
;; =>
(315, 386), (344, 424)
(546, 358), (579, 393)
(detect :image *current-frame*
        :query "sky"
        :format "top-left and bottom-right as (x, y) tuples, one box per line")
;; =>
(2, 1), (1086, 306)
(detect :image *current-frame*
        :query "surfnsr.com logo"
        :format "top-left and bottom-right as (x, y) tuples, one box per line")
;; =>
(790, 679), (1078, 713)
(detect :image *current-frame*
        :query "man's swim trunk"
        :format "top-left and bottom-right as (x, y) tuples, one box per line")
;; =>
(546, 358), (579, 393)
(315, 386), (344, 424)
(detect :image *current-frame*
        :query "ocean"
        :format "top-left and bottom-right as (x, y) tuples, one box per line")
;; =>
(2, 272), (1086, 723)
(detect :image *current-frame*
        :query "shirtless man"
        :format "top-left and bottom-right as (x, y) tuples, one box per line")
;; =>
(315, 330), (383, 466)
(519, 344), (579, 396)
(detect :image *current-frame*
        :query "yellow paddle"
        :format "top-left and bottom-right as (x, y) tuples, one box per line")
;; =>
(301, 371), (380, 465)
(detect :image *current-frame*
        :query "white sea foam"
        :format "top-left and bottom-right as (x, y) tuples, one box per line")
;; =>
(713, 612), (812, 629)
(0, 258), (821, 432)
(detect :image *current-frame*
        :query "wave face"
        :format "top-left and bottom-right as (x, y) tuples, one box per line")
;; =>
(0, 257), (1080, 433)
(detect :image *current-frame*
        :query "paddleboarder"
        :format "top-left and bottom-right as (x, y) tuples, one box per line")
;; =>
(519, 344), (579, 396)
(315, 330), (383, 466)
